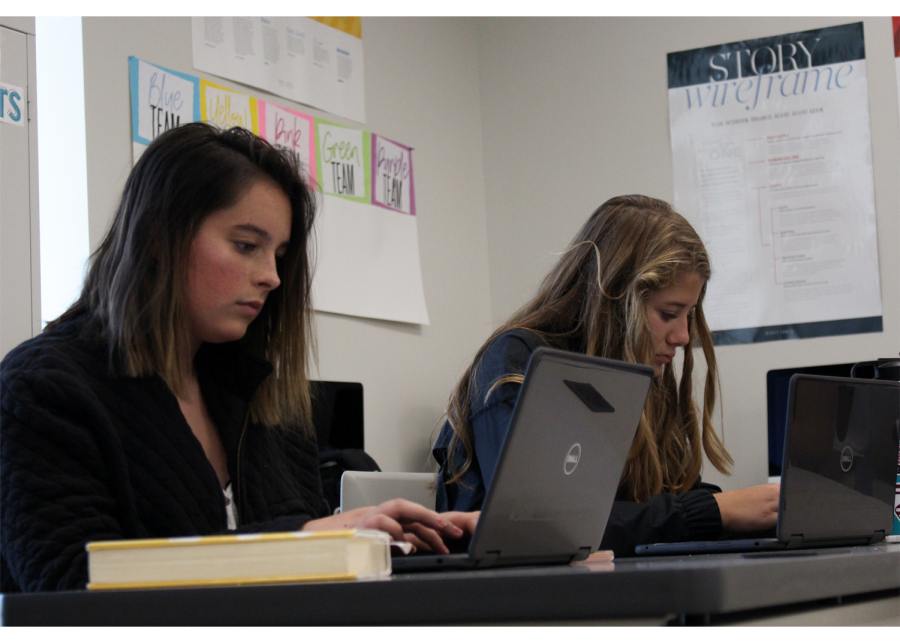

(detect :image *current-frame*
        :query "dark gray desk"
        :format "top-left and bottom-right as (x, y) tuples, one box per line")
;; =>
(2, 544), (899, 626)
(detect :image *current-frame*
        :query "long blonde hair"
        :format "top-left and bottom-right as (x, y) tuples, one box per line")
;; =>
(444, 195), (732, 502)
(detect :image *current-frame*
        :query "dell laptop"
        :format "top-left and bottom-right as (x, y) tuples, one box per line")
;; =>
(392, 346), (654, 572)
(636, 374), (900, 556)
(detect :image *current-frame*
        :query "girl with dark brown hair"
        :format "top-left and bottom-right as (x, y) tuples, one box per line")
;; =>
(1, 124), (474, 592)
(433, 195), (779, 556)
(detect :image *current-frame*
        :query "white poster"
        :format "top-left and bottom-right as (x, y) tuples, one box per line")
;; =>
(259, 101), (316, 185)
(668, 22), (882, 345)
(311, 196), (430, 325)
(129, 57), (200, 162)
(200, 79), (257, 132)
(192, 17), (365, 123)
(311, 124), (429, 325)
(128, 57), (428, 326)
(372, 134), (415, 216)
(316, 120), (367, 200)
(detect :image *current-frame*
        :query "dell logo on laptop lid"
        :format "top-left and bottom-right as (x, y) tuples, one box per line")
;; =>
(840, 446), (854, 472)
(564, 443), (581, 475)
(564, 380), (615, 413)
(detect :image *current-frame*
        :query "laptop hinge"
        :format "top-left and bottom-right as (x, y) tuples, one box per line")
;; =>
(787, 534), (804, 549)
(483, 551), (501, 566)
(869, 531), (886, 545)
(573, 547), (592, 563)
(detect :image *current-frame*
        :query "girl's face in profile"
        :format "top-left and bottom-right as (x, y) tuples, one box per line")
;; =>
(185, 179), (292, 352)
(644, 272), (704, 376)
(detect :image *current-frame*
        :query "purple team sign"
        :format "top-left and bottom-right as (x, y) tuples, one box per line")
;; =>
(371, 134), (415, 215)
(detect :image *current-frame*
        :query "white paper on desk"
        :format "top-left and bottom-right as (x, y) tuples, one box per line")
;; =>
(311, 195), (430, 325)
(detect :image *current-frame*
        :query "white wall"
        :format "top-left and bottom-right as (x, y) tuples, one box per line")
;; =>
(475, 17), (900, 491)
(80, 17), (495, 472)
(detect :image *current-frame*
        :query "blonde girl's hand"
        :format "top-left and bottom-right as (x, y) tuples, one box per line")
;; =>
(440, 510), (480, 535)
(713, 483), (780, 532)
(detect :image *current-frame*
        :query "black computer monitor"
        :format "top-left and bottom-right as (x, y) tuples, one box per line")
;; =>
(310, 381), (364, 451)
(766, 363), (855, 476)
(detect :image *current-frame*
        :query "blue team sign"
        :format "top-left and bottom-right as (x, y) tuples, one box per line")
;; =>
(0, 80), (25, 127)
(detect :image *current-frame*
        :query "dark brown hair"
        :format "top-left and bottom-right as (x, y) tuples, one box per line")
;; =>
(49, 123), (318, 432)
(443, 195), (732, 501)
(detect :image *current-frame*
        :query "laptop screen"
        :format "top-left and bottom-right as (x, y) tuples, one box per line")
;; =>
(778, 374), (900, 543)
(767, 363), (854, 476)
(311, 380), (364, 451)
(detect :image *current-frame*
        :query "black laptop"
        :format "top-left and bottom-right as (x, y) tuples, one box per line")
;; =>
(393, 347), (654, 572)
(636, 374), (900, 556)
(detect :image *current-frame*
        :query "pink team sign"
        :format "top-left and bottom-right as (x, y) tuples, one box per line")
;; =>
(259, 102), (317, 186)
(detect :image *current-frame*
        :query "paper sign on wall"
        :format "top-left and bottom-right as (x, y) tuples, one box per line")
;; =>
(0, 81), (25, 127)
(191, 17), (365, 123)
(128, 57), (428, 326)
(316, 120), (369, 202)
(129, 57), (199, 160)
(371, 135), (415, 216)
(200, 79), (258, 133)
(259, 101), (317, 186)
(312, 195), (430, 325)
(668, 22), (882, 345)
(311, 128), (426, 323)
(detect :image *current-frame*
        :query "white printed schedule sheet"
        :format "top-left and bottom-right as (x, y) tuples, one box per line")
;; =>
(668, 22), (882, 345)
(192, 17), (365, 123)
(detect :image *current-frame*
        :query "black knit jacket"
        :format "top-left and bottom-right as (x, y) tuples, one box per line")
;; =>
(0, 313), (329, 593)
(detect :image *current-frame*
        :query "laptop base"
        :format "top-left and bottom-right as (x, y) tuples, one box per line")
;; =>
(635, 538), (784, 556)
(635, 535), (880, 556)
(391, 552), (579, 573)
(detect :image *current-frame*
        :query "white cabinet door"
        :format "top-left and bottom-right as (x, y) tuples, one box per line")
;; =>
(0, 24), (40, 360)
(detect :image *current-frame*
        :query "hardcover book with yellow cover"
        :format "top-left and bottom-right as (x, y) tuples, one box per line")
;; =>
(86, 529), (392, 590)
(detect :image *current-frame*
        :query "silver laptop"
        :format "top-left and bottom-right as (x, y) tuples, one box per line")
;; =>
(636, 374), (900, 556)
(393, 347), (653, 572)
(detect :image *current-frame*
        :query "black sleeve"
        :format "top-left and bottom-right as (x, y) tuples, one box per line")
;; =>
(1, 365), (125, 592)
(600, 482), (724, 558)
